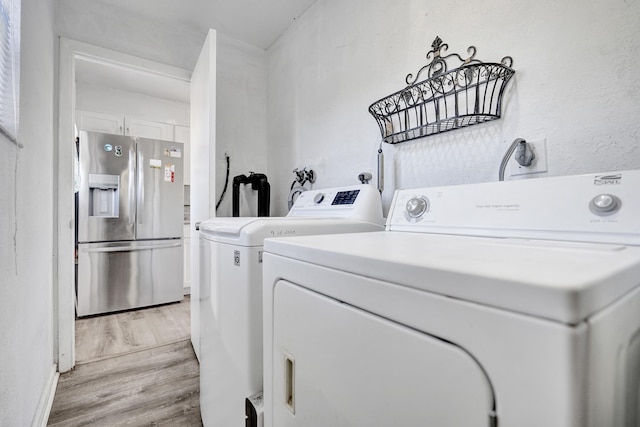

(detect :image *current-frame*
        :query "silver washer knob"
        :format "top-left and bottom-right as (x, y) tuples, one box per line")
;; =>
(592, 194), (617, 212)
(406, 197), (428, 218)
(589, 194), (621, 216)
(314, 193), (325, 204)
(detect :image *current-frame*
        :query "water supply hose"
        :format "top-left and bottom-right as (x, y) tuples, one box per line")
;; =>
(216, 154), (230, 211)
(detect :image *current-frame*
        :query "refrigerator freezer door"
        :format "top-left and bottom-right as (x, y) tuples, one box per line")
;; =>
(77, 239), (184, 317)
(136, 137), (184, 240)
(78, 131), (136, 243)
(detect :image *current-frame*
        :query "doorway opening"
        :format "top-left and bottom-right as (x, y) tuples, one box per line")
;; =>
(57, 38), (191, 372)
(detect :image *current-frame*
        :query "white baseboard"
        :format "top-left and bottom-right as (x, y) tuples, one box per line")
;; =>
(183, 285), (191, 296)
(31, 365), (59, 427)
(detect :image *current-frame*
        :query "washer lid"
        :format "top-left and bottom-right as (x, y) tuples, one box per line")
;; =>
(199, 217), (261, 235)
(199, 217), (383, 246)
(264, 231), (640, 324)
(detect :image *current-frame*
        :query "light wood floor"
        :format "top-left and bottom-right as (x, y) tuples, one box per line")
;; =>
(48, 298), (202, 426)
(75, 297), (191, 364)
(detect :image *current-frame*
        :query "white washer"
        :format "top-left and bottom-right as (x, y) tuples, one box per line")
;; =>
(199, 184), (384, 427)
(263, 170), (640, 427)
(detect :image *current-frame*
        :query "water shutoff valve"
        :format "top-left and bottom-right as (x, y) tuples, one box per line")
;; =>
(358, 172), (372, 184)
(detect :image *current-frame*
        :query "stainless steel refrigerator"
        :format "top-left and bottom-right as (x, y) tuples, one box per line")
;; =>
(77, 131), (184, 317)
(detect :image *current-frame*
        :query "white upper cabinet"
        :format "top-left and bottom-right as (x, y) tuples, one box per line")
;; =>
(76, 110), (186, 143)
(75, 109), (124, 135)
(124, 116), (174, 141)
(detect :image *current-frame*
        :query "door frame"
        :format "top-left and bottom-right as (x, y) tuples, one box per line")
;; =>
(56, 38), (191, 371)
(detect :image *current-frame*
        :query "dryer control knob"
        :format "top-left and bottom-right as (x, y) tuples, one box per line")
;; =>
(314, 193), (325, 204)
(590, 194), (620, 215)
(406, 197), (429, 218)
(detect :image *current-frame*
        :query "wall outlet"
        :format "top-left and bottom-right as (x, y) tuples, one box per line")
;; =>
(221, 145), (233, 158)
(508, 138), (548, 177)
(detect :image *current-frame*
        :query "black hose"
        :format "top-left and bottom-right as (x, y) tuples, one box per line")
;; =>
(232, 174), (248, 217)
(232, 172), (270, 217)
(249, 173), (270, 217)
(216, 154), (230, 211)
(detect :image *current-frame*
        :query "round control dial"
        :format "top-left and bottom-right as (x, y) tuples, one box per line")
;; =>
(589, 194), (621, 216)
(313, 193), (325, 204)
(406, 196), (429, 218)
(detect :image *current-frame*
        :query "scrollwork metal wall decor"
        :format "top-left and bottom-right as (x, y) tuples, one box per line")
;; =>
(368, 36), (515, 144)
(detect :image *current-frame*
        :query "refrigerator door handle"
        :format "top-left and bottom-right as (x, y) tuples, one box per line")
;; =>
(137, 146), (145, 225)
(129, 147), (136, 226)
(81, 242), (182, 253)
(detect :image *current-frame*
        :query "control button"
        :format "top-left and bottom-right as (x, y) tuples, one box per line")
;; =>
(314, 193), (325, 204)
(593, 194), (615, 211)
(589, 194), (621, 216)
(406, 197), (429, 218)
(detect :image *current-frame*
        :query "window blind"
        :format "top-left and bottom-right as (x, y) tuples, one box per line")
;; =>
(0, 0), (20, 144)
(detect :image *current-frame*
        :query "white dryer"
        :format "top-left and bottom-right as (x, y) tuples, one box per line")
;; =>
(199, 184), (384, 427)
(262, 171), (640, 427)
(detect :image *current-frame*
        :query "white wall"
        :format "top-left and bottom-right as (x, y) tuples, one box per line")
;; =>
(215, 34), (268, 217)
(0, 0), (56, 425)
(56, 0), (205, 70)
(267, 0), (640, 216)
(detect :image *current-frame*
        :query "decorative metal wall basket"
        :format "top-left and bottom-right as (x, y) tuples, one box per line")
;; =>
(368, 37), (515, 144)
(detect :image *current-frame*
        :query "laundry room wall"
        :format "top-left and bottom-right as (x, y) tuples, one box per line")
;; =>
(266, 0), (640, 216)
(0, 0), (57, 425)
(56, 0), (205, 70)
(215, 34), (268, 217)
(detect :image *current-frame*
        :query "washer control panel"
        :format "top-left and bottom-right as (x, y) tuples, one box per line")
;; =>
(313, 190), (360, 206)
(332, 190), (361, 205)
(287, 184), (384, 224)
(387, 170), (640, 245)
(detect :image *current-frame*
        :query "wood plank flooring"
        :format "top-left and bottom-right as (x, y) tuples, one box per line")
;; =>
(75, 298), (191, 363)
(48, 298), (202, 426)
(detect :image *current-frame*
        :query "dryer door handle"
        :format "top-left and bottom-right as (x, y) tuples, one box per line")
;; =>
(284, 353), (295, 415)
